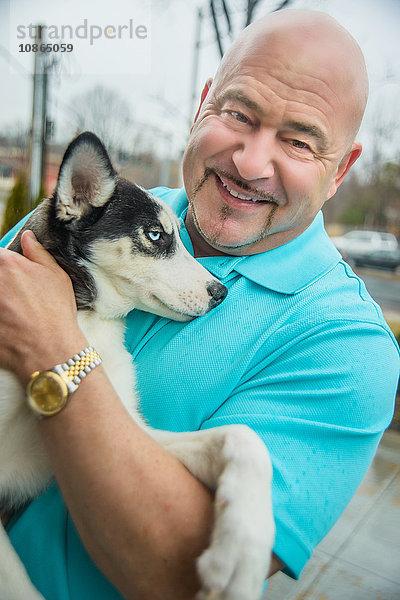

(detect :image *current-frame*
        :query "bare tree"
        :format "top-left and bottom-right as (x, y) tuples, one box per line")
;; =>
(360, 84), (400, 229)
(67, 85), (133, 155)
(209, 0), (294, 58)
(0, 122), (29, 153)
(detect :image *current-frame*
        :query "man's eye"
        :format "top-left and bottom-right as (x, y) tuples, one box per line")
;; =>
(147, 231), (161, 242)
(291, 139), (311, 150)
(225, 110), (250, 124)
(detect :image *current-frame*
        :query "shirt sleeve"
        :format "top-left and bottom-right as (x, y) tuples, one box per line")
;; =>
(0, 212), (33, 247)
(199, 319), (400, 579)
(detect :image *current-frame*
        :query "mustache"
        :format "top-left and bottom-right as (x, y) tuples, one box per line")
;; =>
(191, 167), (214, 198)
(193, 167), (280, 205)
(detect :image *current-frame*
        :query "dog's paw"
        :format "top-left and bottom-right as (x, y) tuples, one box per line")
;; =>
(196, 497), (274, 600)
(195, 426), (275, 600)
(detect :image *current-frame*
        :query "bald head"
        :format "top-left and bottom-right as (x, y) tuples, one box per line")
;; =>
(212, 9), (368, 144)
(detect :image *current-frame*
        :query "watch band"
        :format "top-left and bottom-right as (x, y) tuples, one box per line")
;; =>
(26, 346), (102, 418)
(52, 346), (102, 393)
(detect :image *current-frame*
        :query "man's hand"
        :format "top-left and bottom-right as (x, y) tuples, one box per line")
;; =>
(0, 230), (87, 384)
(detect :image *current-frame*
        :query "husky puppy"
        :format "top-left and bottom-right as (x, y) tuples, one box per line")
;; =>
(0, 132), (274, 600)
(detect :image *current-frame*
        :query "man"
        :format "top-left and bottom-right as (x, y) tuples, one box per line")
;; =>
(0, 8), (399, 600)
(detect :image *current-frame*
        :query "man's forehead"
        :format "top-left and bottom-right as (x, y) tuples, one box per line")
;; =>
(213, 10), (368, 140)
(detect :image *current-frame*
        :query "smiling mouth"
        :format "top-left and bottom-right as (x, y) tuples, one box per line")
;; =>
(215, 173), (278, 205)
(220, 180), (265, 202)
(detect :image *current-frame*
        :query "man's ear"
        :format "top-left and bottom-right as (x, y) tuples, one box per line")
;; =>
(191, 78), (213, 131)
(327, 142), (362, 200)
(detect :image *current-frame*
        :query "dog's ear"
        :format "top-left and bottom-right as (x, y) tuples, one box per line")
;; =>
(55, 131), (116, 222)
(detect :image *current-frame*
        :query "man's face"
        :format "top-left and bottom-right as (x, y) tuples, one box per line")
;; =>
(182, 38), (361, 256)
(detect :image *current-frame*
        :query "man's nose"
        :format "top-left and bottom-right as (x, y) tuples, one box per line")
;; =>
(231, 131), (275, 181)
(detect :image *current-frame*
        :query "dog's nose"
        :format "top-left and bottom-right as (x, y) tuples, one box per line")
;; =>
(207, 281), (228, 308)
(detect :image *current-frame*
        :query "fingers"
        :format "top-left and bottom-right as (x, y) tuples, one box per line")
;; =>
(20, 230), (59, 269)
(0, 231), (83, 382)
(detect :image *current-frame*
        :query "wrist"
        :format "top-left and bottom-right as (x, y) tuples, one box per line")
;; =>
(26, 346), (103, 418)
(18, 329), (90, 386)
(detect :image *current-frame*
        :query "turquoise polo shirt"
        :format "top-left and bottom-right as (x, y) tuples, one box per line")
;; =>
(2, 187), (399, 599)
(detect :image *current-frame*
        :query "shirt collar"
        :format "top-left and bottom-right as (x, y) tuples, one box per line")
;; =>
(175, 188), (341, 295)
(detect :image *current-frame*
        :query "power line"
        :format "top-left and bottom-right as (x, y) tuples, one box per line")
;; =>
(0, 44), (30, 76)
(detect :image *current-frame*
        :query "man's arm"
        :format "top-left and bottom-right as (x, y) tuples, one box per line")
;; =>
(38, 367), (214, 600)
(37, 371), (284, 598)
(0, 232), (282, 599)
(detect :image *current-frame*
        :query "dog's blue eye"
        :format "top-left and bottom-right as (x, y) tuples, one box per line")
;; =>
(147, 231), (161, 242)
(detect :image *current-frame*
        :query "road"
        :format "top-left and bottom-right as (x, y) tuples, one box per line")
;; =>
(355, 267), (400, 313)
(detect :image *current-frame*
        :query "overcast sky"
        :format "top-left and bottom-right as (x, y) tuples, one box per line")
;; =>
(0, 0), (399, 167)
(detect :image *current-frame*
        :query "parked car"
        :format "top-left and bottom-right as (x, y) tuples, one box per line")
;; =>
(351, 249), (400, 272)
(331, 230), (398, 257)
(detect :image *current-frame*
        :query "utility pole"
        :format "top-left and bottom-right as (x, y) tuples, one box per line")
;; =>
(28, 25), (47, 208)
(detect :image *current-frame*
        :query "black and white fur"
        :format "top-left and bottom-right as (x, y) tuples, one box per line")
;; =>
(0, 132), (275, 600)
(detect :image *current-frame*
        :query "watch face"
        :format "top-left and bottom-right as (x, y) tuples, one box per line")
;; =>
(27, 371), (69, 416)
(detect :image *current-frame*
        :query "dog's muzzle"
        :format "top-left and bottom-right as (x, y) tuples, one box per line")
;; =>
(207, 281), (228, 309)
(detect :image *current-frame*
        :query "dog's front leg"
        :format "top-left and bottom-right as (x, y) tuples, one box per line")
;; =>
(0, 525), (45, 600)
(152, 425), (275, 600)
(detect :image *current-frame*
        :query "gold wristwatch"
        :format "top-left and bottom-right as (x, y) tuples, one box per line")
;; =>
(26, 346), (102, 417)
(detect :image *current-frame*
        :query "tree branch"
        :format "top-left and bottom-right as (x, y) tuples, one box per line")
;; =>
(210, 0), (224, 58)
